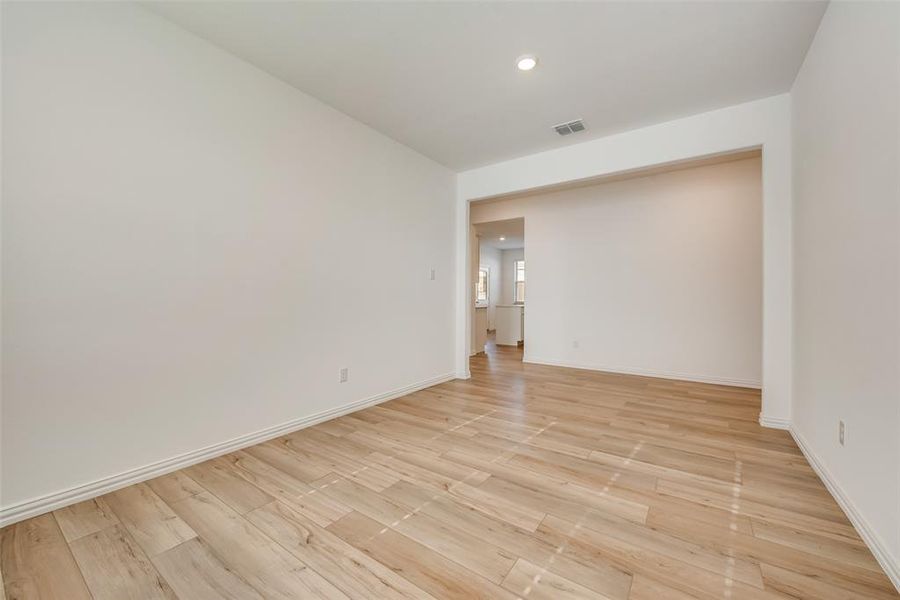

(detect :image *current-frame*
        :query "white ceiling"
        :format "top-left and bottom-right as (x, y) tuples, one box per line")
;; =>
(475, 218), (524, 250)
(146, 1), (826, 171)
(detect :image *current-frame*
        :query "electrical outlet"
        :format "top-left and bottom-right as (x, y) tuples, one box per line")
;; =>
(430, 268), (436, 281)
(572, 340), (579, 349)
(839, 420), (845, 446)
(339, 367), (349, 383)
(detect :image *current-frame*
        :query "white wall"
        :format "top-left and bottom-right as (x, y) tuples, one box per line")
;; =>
(791, 1), (900, 585)
(500, 248), (524, 306)
(478, 243), (501, 329)
(1, 2), (456, 520)
(472, 158), (762, 386)
(456, 94), (791, 425)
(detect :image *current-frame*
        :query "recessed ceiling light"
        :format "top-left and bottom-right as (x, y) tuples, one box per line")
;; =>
(499, 237), (506, 241)
(516, 55), (537, 71)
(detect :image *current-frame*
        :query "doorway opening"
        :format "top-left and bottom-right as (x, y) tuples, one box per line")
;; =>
(471, 218), (525, 365)
(463, 150), (763, 394)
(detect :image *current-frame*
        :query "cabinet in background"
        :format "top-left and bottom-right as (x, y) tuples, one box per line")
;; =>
(495, 305), (524, 346)
(474, 306), (488, 354)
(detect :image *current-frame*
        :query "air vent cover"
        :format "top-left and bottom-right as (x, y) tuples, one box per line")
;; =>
(553, 119), (586, 136)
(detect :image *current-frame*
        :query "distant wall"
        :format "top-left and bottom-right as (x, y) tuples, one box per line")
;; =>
(478, 243), (502, 329)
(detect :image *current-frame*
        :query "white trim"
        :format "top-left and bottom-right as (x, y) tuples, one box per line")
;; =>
(789, 427), (900, 592)
(758, 415), (791, 430)
(522, 355), (761, 389)
(0, 372), (455, 528)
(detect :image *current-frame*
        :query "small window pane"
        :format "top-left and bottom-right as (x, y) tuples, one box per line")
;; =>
(477, 268), (488, 302)
(514, 260), (525, 303)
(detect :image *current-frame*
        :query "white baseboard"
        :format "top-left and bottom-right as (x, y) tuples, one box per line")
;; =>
(522, 355), (761, 389)
(0, 372), (455, 528)
(789, 426), (900, 592)
(758, 415), (791, 430)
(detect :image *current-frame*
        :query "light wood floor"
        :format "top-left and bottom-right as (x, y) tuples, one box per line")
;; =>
(2, 342), (897, 599)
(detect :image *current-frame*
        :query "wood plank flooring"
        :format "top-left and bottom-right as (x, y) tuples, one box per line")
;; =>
(2, 342), (897, 599)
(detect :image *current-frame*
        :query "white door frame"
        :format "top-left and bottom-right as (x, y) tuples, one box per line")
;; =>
(453, 95), (793, 428)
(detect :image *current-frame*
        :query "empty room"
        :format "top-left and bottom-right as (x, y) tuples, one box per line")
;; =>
(2, 2), (898, 599)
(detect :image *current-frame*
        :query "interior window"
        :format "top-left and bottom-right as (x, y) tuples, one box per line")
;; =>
(514, 259), (525, 304)
(477, 267), (489, 304)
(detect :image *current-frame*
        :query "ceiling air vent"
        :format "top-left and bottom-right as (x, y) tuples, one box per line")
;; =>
(553, 119), (586, 136)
